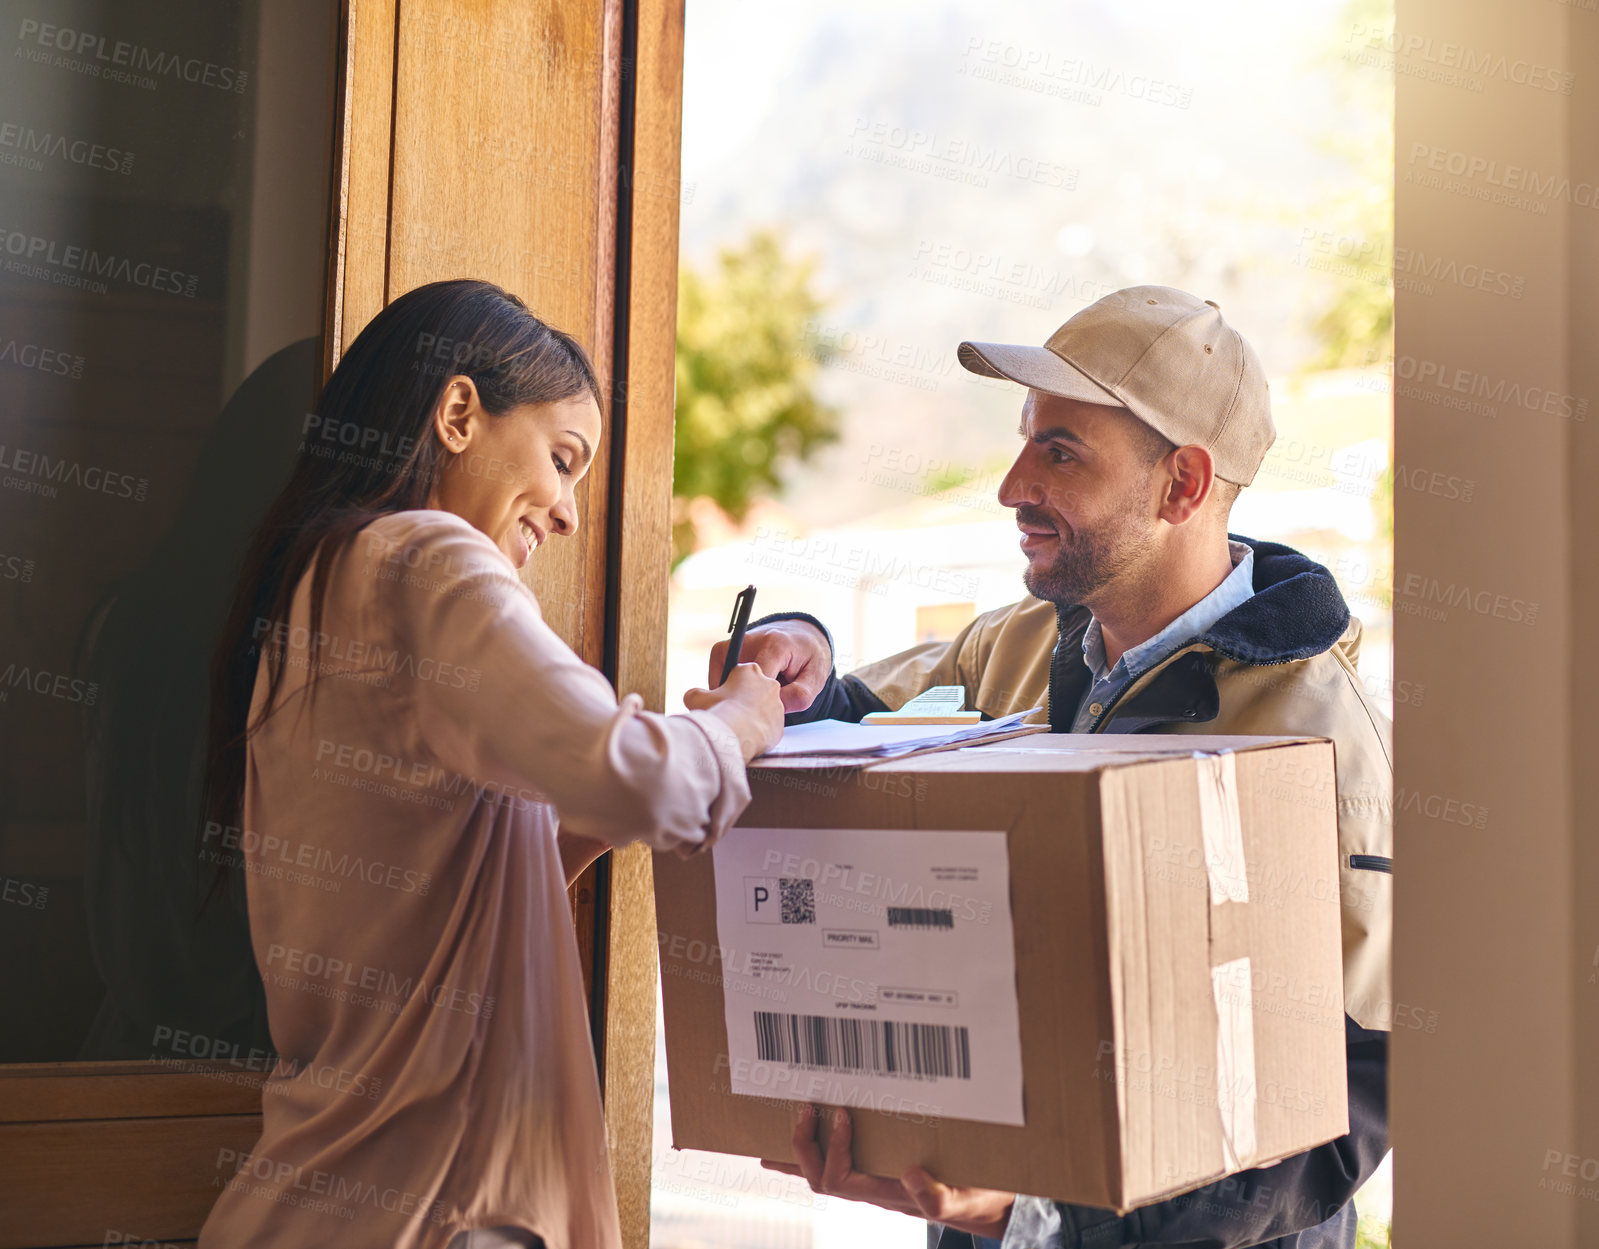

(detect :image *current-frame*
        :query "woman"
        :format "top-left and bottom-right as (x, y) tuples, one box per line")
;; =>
(196, 279), (782, 1249)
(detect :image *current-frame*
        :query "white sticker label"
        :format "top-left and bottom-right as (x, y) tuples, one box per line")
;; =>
(711, 827), (1025, 1126)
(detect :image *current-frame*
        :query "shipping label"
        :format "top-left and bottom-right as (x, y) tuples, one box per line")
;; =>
(711, 827), (1025, 1125)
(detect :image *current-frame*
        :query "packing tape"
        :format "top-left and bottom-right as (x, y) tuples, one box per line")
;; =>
(1195, 751), (1249, 905)
(1210, 956), (1259, 1171)
(1199, 754), (1257, 1170)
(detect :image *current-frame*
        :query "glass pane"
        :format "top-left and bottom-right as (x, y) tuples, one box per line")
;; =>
(0, 0), (338, 1063)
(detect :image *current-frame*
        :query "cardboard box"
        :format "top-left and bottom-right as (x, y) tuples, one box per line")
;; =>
(655, 734), (1350, 1212)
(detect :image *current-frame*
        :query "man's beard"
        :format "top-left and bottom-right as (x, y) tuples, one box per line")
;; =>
(1016, 502), (1154, 607)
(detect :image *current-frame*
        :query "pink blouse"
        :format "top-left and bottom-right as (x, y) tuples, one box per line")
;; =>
(197, 509), (749, 1249)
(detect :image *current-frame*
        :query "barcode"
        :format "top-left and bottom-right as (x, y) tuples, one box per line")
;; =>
(886, 906), (954, 929)
(753, 1010), (972, 1079)
(780, 878), (815, 924)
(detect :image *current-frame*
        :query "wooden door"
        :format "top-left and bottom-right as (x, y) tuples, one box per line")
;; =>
(0, 1), (683, 1245)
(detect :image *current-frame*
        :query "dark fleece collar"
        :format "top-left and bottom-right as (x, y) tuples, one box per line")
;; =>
(1197, 534), (1351, 664)
(1057, 533), (1352, 667)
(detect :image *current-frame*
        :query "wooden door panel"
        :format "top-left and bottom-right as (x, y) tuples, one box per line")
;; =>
(0, 1115), (261, 1249)
(0, 1063), (262, 1123)
(328, 0), (398, 371)
(384, 0), (619, 661)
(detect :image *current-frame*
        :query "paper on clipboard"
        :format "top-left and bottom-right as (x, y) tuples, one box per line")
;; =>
(762, 711), (1045, 760)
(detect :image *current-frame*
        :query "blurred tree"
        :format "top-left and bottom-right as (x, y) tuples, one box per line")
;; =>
(1305, 0), (1395, 558)
(673, 231), (839, 563)
(1354, 1207), (1393, 1249)
(1307, 0), (1394, 371)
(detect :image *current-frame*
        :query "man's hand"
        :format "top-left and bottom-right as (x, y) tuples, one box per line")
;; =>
(762, 1104), (1014, 1240)
(708, 620), (832, 714)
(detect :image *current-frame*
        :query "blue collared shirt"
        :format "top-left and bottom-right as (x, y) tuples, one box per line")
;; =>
(1069, 540), (1255, 732)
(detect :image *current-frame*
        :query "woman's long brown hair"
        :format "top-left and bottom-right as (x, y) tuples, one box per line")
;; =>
(199, 279), (601, 907)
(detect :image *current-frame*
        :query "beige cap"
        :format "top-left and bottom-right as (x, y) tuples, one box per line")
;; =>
(957, 285), (1275, 485)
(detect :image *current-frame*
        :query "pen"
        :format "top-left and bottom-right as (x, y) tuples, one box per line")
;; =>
(717, 585), (757, 687)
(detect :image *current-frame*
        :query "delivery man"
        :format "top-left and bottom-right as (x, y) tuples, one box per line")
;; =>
(715, 287), (1394, 1249)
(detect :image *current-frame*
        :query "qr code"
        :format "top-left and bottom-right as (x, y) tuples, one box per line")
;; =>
(780, 877), (816, 925)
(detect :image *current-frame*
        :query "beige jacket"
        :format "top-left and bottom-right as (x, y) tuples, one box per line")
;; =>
(844, 564), (1395, 1033)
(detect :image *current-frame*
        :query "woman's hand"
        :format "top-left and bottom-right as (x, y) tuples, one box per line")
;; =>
(683, 662), (785, 762)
